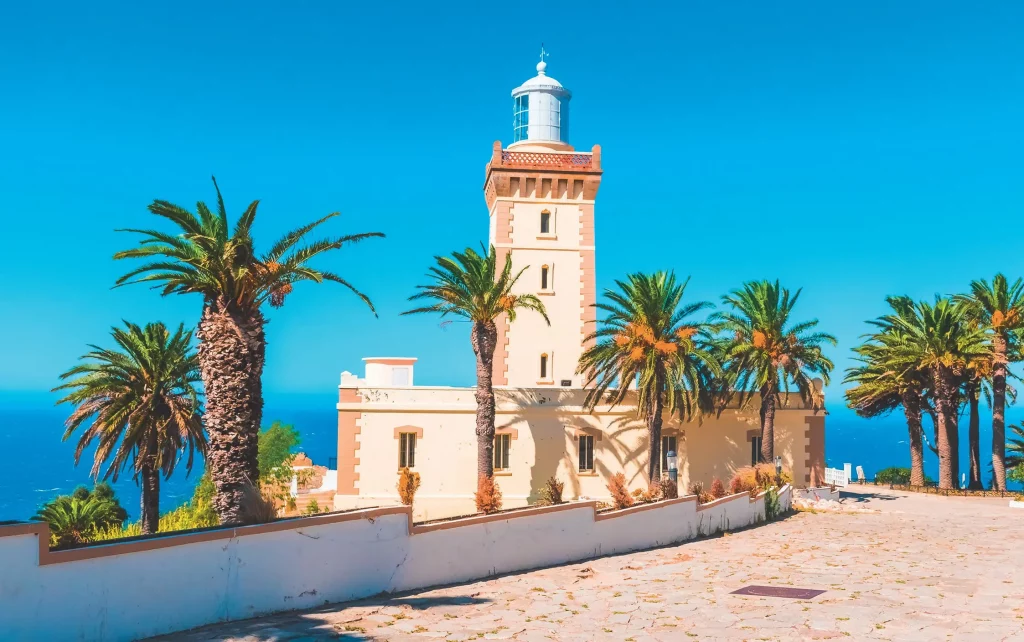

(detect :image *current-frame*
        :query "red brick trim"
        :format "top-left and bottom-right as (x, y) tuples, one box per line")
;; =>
(804, 415), (825, 486)
(393, 426), (424, 439)
(0, 506), (411, 566)
(337, 388), (362, 495)
(364, 358), (417, 366)
(0, 483), (792, 567)
(594, 495), (697, 521)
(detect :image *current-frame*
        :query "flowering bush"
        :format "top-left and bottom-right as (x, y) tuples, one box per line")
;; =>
(537, 476), (564, 505)
(475, 476), (503, 514)
(709, 478), (726, 499)
(397, 467), (421, 506)
(607, 473), (634, 509)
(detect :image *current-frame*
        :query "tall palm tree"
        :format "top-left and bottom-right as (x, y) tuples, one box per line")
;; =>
(577, 272), (721, 483)
(885, 298), (988, 489)
(53, 322), (205, 534)
(845, 297), (930, 486)
(404, 245), (548, 487)
(713, 281), (835, 463)
(114, 178), (383, 524)
(962, 355), (994, 489)
(955, 274), (1024, 490)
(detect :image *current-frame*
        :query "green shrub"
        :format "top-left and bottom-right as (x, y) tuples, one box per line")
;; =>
(875, 467), (911, 485)
(33, 483), (130, 547)
(764, 487), (780, 521)
(1009, 465), (1024, 485)
(537, 476), (565, 505)
(303, 499), (321, 516)
(91, 473), (217, 541)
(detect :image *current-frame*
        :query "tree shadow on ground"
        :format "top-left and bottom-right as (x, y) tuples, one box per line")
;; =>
(840, 490), (902, 502)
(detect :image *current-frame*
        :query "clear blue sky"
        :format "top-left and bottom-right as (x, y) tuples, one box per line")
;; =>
(1, 1), (1022, 403)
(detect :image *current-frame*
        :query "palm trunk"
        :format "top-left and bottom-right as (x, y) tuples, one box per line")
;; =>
(471, 320), (497, 488)
(950, 389), (961, 487)
(759, 382), (776, 463)
(140, 464), (160, 535)
(647, 366), (665, 485)
(968, 385), (982, 489)
(992, 333), (1008, 490)
(902, 390), (925, 486)
(933, 366), (956, 489)
(196, 299), (266, 525)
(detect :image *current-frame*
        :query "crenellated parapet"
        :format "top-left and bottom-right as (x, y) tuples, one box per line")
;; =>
(484, 141), (602, 209)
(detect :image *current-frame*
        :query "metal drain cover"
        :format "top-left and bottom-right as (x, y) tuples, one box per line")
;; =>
(731, 585), (826, 599)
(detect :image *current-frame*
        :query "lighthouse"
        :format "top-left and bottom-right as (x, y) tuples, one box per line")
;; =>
(484, 51), (603, 388)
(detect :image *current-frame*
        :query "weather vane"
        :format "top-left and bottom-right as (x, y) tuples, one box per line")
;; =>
(539, 44), (549, 63)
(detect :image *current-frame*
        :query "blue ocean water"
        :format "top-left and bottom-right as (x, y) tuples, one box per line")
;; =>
(1, 395), (1019, 521)
(0, 393), (341, 522)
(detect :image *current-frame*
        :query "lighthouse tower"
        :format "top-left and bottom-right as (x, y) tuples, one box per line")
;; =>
(484, 52), (603, 388)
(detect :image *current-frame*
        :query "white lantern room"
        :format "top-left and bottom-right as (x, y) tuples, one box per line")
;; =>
(510, 51), (572, 151)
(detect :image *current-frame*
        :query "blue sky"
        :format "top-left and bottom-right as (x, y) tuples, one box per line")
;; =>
(1, 1), (1022, 404)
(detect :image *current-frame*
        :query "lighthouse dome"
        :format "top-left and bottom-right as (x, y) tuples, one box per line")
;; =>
(510, 54), (573, 151)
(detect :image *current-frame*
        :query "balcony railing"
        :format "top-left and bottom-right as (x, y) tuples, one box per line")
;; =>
(499, 151), (594, 170)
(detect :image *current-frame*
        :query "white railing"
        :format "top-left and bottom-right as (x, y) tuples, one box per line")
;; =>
(824, 463), (852, 487)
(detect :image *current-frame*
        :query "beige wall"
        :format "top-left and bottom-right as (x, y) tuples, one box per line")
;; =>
(336, 386), (822, 521)
(490, 198), (593, 389)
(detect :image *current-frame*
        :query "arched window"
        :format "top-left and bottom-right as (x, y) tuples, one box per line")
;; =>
(540, 211), (551, 234)
(541, 265), (550, 290)
(540, 353), (549, 379)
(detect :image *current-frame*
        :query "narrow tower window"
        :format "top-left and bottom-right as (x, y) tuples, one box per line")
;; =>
(540, 211), (551, 234)
(540, 353), (549, 379)
(541, 265), (550, 290)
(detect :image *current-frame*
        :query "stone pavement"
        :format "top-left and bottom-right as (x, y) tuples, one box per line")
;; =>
(157, 490), (1024, 641)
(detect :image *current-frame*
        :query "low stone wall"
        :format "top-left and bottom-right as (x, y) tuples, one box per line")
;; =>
(0, 486), (790, 641)
(795, 486), (841, 502)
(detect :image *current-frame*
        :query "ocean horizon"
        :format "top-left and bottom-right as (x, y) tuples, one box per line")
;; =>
(2, 390), (1020, 522)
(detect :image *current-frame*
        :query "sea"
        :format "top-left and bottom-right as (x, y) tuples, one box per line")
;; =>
(2, 393), (1020, 522)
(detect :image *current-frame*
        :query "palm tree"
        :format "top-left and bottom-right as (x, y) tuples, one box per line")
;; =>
(577, 272), (721, 483)
(845, 297), (930, 486)
(53, 322), (205, 534)
(885, 298), (988, 489)
(114, 178), (383, 524)
(1006, 422), (1024, 471)
(404, 245), (548, 487)
(955, 275), (1024, 490)
(962, 355), (995, 489)
(33, 494), (121, 547)
(713, 281), (835, 463)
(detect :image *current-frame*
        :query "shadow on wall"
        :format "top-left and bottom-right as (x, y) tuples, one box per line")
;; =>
(496, 389), (571, 502)
(496, 388), (653, 501)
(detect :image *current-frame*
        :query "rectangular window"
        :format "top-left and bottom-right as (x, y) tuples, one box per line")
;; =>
(392, 367), (410, 386)
(750, 436), (762, 466)
(578, 435), (594, 472)
(540, 353), (548, 379)
(540, 211), (551, 234)
(541, 266), (549, 290)
(494, 433), (511, 471)
(399, 432), (416, 469)
(661, 435), (677, 474)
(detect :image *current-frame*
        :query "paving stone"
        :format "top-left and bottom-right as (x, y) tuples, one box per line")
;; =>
(148, 490), (1024, 642)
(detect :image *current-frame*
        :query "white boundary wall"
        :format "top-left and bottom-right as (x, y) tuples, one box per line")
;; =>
(0, 486), (790, 641)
